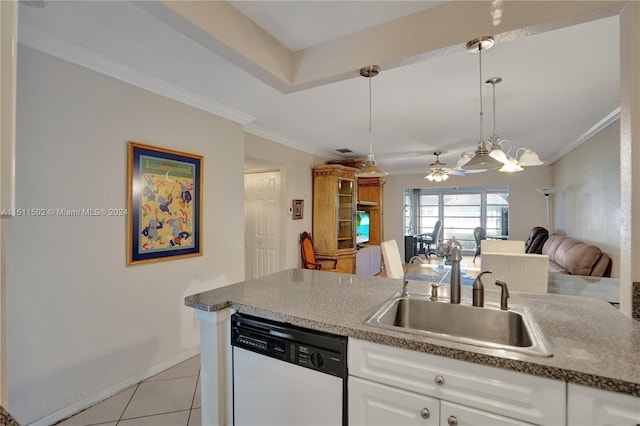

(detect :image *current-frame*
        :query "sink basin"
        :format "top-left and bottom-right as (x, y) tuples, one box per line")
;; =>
(365, 294), (552, 357)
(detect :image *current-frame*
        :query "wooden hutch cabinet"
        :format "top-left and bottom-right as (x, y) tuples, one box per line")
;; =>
(357, 177), (385, 245)
(312, 164), (357, 273)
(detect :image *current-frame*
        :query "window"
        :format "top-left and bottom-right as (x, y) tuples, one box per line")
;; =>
(404, 186), (509, 252)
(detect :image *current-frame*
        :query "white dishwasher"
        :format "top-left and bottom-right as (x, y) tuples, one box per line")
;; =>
(231, 313), (347, 426)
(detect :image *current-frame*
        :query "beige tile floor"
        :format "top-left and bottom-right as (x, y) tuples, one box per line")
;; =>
(55, 355), (201, 426)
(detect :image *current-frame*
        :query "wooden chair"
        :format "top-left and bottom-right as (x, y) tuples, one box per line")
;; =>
(300, 232), (338, 271)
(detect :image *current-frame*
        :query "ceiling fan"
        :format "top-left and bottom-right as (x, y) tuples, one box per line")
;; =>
(425, 151), (466, 182)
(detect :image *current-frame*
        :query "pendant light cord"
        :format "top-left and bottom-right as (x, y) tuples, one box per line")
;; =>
(491, 79), (497, 135)
(478, 46), (484, 142)
(368, 74), (373, 155)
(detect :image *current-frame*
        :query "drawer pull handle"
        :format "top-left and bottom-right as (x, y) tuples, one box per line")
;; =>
(435, 375), (445, 385)
(448, 415), (458, 426)
(420, 408), (430, 419)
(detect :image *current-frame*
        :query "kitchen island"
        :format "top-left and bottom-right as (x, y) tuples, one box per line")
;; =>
(185, 268), (640, 425)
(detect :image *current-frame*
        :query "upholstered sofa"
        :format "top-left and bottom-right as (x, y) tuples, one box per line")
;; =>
(541, 234), (612, 277)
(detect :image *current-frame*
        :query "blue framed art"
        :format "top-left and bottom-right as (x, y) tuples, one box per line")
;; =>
(127, 141), (203, 265)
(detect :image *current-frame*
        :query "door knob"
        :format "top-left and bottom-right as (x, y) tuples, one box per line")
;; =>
(435, 375), (445, 385)
(448, 415), (458, 425)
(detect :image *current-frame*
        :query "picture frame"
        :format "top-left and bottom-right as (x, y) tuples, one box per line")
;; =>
(127, 141), (203, 265)
(292, 199), (304, 220)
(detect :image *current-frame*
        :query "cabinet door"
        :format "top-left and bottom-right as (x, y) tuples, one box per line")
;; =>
(440, 401), (535, 426)
(337, 178), (355, 249)
(349, 377), (439, 426)
(349, 338), (565, 424)
(568, 383), (640, 425)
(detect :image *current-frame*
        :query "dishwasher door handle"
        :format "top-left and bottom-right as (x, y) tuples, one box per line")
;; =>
(270, 330), (295, 340)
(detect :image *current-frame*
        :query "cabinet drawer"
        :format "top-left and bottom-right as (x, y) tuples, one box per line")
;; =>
(567, 383), (640, 425)
(348, 338), (565, 425)
(349, 376), (439, 426)
(440, 400), (535, 426)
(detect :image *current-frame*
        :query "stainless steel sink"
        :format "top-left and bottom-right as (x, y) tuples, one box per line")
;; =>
(365, 294), (553, 357)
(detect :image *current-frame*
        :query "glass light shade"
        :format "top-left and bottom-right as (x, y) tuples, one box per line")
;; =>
(518, 149), (544, 166)
(356, 153), (388, 177)
(488, 137), (510, 165)
(490, 148), (510, 165)
(425, 171), (449, 182)
(455, 153), (471, 169)
(499, 159), (524, 173)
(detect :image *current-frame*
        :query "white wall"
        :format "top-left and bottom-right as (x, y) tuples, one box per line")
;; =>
(384, 167), (553, 259)
(244, 133), (325, 269)
(553, 120), (620, 277)
(8, 46), (245, 424)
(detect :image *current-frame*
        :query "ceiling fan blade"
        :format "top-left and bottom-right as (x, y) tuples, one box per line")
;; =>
(443, 168), (465, 176)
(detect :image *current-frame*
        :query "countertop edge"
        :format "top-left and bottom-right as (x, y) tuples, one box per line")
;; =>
(184, 296), (640, 397)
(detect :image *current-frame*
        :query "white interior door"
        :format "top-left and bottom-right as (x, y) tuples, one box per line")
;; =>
(244, 171), (280, 279)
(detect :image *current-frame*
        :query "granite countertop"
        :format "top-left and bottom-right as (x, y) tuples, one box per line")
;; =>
(185, 268), (640, 397)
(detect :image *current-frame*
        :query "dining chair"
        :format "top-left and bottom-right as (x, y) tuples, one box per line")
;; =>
(381, 240), (404, 279)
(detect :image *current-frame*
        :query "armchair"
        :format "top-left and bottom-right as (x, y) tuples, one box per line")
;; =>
(524, 226), (549, 254)
(300, 232), (338, 271)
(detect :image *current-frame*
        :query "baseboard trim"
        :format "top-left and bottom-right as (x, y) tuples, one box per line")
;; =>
(29, 346), (200, 426)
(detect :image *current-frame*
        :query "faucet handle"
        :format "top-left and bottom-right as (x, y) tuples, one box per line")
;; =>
(495, 280), (510, 310)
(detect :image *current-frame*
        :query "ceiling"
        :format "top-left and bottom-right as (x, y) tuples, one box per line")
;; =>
(17, 1), (621, 175)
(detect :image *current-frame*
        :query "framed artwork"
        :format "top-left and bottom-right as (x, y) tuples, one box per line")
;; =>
(127, 141), (203, 265)
(292, 199), (304, 220)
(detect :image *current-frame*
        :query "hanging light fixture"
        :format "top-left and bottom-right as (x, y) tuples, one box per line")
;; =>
(356, 65), (388, 177)
(462, 36), (503, 171)
(485, 76), (544, 171)
(485, 76), (511, 166)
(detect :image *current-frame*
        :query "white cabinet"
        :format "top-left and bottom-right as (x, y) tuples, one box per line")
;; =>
(350, 376), (439, 425)
(348, 338), (566, 425)
(356, 245), (381, 276)
(567, 383), (640, 425)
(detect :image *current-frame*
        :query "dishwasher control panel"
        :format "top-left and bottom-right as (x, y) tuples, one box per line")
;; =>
(231, 313), (347, 378)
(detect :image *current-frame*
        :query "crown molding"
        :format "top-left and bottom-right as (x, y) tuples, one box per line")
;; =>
(244, 123), (341, 160)
(18, 23), (255, 126)
(547, 107), (621, 164)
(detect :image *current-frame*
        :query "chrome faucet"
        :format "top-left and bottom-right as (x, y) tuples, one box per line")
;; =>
(449, 245), (462, 304)
(472, 271), (492, 307)
(402, 256), (426, 296)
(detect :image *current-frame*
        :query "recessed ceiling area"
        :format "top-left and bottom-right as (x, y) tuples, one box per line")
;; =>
(17, 1), (621, 175)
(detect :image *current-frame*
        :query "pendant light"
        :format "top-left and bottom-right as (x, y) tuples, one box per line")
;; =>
(462, 36), (503, 171)
(356, 65), (388, 177)
(486, 76), (511, 165)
